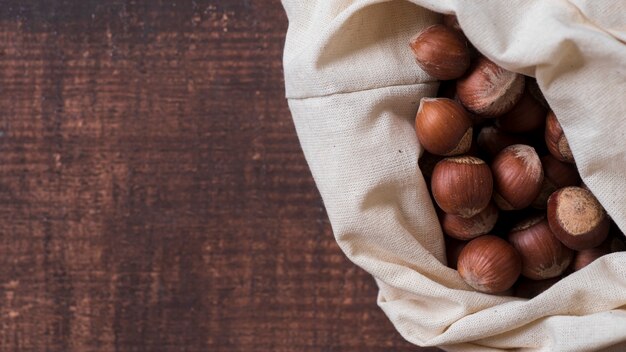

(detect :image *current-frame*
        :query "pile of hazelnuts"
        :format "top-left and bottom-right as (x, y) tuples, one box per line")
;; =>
(411, 17), (625, 297)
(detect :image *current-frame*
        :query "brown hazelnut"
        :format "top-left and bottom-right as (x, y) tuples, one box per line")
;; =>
(531, 155), (581, 209)
(410, 24), (470, 80)
(431, 156), (493, 218)
(547, 187), (610, 250)
(495, 90), (547, 133)
(456, 57), (525, 117)
(491, 144), (544, 210)
(545, 111), (574, 163)
(541, 155), (581, 188)
(442, 202), (498, 240)
(415, 98), (473, 156)
(572, 247), (610, 271)
(572, 229), (626, 271)
(445, 236), (467, 270)
(476, 126), (531, 158)
(508, 215), (573, 280)
(457, 235), (522, 293)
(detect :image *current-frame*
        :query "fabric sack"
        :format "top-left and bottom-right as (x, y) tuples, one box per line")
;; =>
(281, 0), (626, 350)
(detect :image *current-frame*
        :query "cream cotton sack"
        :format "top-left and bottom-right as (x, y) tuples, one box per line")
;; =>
(281, 0), (626, 351)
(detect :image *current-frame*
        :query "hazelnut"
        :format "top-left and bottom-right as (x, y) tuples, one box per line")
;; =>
(456, 57), (525, 117)
(476, 126), (531, 158)
(572, 247), (610, 271)
(442, 202), (498, 240)
(508, 215), (573, 280)
(491, 144), (544, 210)
(445, 236), (467, 270)
(457, 235), (522, 293)
(415, 98), (473, 156)
(495, 90), (547, 133)
(431, 156), (493, 218)
(531, 155), (581, 209)
(409, 24), (470, 80)
(545, 111), (574, 163)
(541, 155), (581, 188)
(547, 187), (610, 250)
(572, 229), (626, 271)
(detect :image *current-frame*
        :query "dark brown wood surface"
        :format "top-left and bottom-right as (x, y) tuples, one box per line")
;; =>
(0, 1), (441, 351)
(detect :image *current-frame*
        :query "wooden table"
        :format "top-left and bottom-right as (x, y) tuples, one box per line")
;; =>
(0, 1), (441, 350)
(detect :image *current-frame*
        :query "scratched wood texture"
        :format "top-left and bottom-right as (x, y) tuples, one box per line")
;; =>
(0, 1), (442, 351)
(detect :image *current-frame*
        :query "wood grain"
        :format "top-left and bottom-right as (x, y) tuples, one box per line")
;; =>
(0, 1), (441, 351)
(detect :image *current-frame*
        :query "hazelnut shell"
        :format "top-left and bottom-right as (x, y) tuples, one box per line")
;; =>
(545, 111), (574, 163)
(415, 98), (473, 156)
(572, 247), (610, 271)
(410, 24), (470, 80)
(457, 235), (522, 293)
(547, 187), (610, 250)
(491, 144), (544, 210)
(508, 215), (573, 280)
(442, 202), (498, 240)
(431, 156), (493, 218)
(541, 155), (581, 188)
(456, 57), (525, 117)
